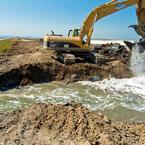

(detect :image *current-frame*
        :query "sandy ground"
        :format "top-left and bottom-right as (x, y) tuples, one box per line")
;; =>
(0, 102), (145, 145)
(0, 39), (132, 90)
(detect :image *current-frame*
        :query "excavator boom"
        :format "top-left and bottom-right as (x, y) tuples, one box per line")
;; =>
(80, 0), (137, 44)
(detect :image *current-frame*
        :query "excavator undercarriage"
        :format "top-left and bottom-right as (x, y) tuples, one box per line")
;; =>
(53, 51), (105, 64)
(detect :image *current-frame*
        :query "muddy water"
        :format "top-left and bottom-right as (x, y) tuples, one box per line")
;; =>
(1, 78), (145, 122)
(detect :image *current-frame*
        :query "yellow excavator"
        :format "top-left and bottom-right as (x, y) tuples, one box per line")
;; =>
(44, 0), (145, 64)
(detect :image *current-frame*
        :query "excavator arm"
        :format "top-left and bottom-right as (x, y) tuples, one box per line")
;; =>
(80, 0), (137, 45)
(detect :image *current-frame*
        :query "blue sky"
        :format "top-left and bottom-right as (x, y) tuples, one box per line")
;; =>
(0, 0), (139, 40)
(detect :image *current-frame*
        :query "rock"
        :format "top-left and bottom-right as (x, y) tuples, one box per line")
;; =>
(103, 115), (111, 124)
(89, 75), (101, 82)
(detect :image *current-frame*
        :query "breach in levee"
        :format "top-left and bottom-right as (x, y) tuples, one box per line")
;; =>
(44, 0), (145, 64)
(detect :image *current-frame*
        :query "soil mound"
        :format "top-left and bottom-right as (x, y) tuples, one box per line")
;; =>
(0, 103), (145, 145)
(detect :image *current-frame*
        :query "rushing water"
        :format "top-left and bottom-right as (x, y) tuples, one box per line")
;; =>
(0, 44), (145, 122)
(1, 78), (145, 122)
(130, 43), (145, 74)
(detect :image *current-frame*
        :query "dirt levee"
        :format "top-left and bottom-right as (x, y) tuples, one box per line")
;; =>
(0, 39), (132, 89)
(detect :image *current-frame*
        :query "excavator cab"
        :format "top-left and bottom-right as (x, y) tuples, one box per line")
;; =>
(68, 29), (80, 37)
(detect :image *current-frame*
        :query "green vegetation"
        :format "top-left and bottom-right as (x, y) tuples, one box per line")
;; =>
(0, 39), (12, 53)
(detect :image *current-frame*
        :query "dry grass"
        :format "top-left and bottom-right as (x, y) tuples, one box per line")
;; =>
(0, 39), (12, 53)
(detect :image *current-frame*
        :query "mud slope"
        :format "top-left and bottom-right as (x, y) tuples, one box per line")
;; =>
(0, 39), (132, 89)
(0, 103), (145, 145)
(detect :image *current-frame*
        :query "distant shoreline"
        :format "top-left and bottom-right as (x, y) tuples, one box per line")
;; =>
(0, 38), (10, 40)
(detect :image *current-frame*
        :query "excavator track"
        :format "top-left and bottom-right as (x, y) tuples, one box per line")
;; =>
(53, 51), (106, 65)
(54, 52), (75, 64)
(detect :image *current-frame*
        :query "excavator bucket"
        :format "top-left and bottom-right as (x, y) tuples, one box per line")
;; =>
(130, 0), (145, 39)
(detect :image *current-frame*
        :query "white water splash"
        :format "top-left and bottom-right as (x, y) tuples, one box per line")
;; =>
(79, 76), (145, 98)
(130, 43), (145, 74)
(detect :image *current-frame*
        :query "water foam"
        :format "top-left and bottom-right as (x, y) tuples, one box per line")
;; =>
(130, 43), (145, 74)
(79, 76), (145, 98)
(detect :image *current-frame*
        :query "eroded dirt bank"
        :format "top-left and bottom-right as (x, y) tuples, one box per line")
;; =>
(0, 103), (145, 145)
(0, 39), (132, 90)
